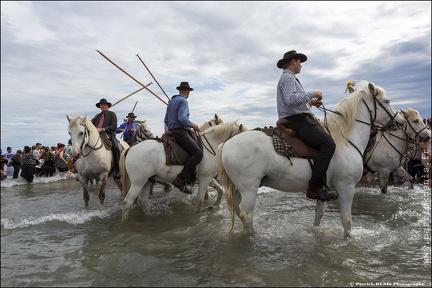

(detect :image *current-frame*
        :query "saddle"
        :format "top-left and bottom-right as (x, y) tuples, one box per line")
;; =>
(254, 118), (318, 164)
(162, 130), (203, 165)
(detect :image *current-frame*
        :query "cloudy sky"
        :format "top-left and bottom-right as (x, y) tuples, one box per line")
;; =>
(1, 1), (431, 151)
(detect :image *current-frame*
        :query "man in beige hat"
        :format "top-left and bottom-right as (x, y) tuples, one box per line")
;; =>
(91, 98), (121, 179)
(276, 50), (338, 202)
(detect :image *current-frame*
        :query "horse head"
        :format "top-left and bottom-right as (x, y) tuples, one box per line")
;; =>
(364, 82), (405, 131)
(200, 114), (224, 131)
(67, 114), (99, 157)
(400, 108), (431, 143)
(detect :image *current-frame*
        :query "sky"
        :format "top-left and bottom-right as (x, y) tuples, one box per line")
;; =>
(1, 1), (431, 152)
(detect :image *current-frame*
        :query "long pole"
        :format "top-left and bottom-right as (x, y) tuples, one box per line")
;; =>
(96, 50), (168, 105)
(136, 53), (170, 102)
(111, 83), (152, 107)
(131, 101), (138, 113)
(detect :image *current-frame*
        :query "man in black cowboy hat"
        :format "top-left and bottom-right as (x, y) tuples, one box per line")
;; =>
(116, 112), (139, 145)
(91, 98), (121, 179)
(164, 82), (202, 194)
(276, 50), (338, 202)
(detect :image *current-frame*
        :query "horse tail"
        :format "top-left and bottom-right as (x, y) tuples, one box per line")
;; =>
(216, 143), (236, 232)
(119, 148), (131, 199)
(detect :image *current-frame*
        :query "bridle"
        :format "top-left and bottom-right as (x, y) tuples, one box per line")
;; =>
(363, 113), (429, 169)
(132, 124), (154, 145)
(77, 122), (104, 157)
(319, 89), (401, 159)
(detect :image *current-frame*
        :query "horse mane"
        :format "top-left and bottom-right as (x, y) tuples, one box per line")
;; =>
(325, 83), (387, 146)
(201, 120), (248, 138)
(139, 120), (150, 131)
(401, 108), (421, 123)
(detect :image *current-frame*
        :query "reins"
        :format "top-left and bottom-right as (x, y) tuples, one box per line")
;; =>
(79, 122), (104, 157)
(318, 89), (399, 159)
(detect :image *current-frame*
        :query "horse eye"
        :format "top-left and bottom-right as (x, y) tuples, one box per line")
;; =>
(414, 119), (419, 123)
(79, 132), (84, 136)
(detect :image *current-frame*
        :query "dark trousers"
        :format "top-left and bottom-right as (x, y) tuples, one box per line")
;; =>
(11, 163), (21, 179)
(284, 113), (336, 185)
(110, 134), (120, 171)
(170, 129), (203, 181)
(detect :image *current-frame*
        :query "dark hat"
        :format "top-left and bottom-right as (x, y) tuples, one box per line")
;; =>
(277, 50), (307, 69)
(96, 98), (112, 108)
(126, 112), (137, 118)
(176, 82), (194, 91)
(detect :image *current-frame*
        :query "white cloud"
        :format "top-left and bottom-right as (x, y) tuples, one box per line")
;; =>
(1, 1), (431, 151)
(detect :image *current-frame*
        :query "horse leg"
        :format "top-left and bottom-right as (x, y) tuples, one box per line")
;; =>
(379, 172), (389, 194)
(79, 176), (90, 207)
(314, 201), (326, 226)
(136, 182), (152, 215)
(122, 181), (147, 221)
(337, 186), (355, 238)
(209, 178), (225, 207)
(235, 187), (257, 236)
(149, 182), (155, 195)
(99, 175), (108, 205)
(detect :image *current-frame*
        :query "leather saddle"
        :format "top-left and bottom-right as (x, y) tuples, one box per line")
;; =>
(255, 119), (318, 163)
(275, 118), (317, 158)
(162, 130), (203, 165)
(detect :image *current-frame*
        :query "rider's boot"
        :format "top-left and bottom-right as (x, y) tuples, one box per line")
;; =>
(306, 181), (338, 202)
(173, 174), (191, 194)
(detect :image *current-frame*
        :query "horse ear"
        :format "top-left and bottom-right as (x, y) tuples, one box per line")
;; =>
(239, 124), (243, 131)
(83, 114), (87, 122)
(400, 109), (407, 118)
(368, 83), (376, 97)
(67, 115), (71, 123)
(215, 114), (218, 121)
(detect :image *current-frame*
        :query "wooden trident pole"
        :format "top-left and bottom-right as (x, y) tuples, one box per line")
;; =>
(136, 53), (170, 102)
(111, 84), (152, 107)
(96, 50), (168, 105)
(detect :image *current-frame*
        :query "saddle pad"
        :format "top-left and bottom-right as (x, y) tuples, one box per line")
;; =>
(163, 141), (182, 166)
(271, 133), (299, 158)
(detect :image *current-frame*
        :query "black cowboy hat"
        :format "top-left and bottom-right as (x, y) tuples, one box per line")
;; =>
(176, 82), (194, 91)
(126, 112), (137, 118)
(95, 98), (112, 108)
(277, 50), (307, 69)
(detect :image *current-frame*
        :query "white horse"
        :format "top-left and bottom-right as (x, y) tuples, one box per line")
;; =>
(126, 114), (226, 198)
(67, 115), (129, 207)
(363, 108), (431, 193)
(216, 82), (405, 238)
(120, 120), (248, 220)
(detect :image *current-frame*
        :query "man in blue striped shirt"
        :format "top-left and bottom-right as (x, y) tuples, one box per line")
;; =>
(276, 50), (338, 202)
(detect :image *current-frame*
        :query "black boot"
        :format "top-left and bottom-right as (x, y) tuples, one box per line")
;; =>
(172, 174), (191, 194)
(306, 181), (338, 202)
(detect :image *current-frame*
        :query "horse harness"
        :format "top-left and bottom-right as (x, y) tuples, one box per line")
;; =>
(78, 122), (110, 157)
(362, 112), (428, 173)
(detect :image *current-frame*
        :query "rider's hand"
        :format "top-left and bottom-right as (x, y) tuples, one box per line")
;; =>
(192, 124), (200, 131)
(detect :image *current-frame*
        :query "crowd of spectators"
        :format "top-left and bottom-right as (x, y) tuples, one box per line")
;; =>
(1, 140), (77, 183)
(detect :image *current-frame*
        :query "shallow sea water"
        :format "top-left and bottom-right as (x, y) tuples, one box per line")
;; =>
(1, 174), (431, 287)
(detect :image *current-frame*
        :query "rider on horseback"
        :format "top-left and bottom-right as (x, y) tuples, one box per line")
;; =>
(164, 82), (202, 194)
(91, 98), (121, 179)
(276, 50), (338, 202)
